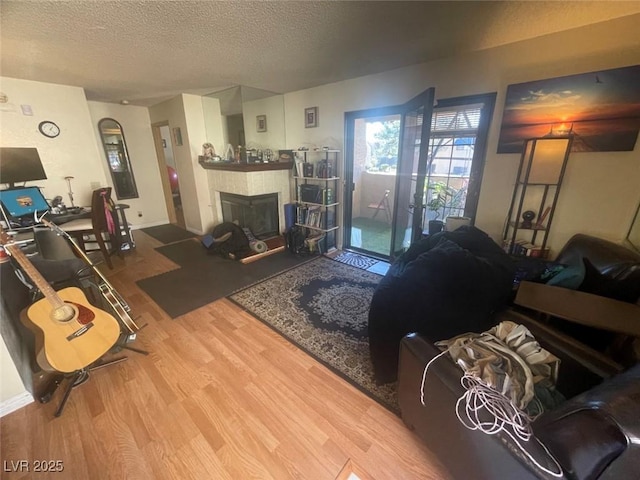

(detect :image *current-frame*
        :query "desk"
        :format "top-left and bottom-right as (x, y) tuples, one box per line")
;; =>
(48, 208), (91, 225)
(1, 209), (90, 251)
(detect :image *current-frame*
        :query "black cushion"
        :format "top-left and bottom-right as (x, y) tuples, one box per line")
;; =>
(580, 258), (640, 304)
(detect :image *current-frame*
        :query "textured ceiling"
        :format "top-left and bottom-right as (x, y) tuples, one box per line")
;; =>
(2, 1), (640, 106)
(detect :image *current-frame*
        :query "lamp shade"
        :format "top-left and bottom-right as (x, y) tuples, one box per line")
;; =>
(519, 137), (572, 184)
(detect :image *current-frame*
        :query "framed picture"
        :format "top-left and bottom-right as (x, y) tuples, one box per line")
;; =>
(497, 65), (640, 153)
(173, 127), (183, 146)
(256, 114), (267, 132)
(305, 106), (318, 128)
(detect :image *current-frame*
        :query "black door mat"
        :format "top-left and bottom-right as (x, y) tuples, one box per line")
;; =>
(136, 240), (314, 318)
(141, 224), (197, 244)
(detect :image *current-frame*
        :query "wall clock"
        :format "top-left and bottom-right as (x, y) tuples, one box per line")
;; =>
(38, 120), (60, 138)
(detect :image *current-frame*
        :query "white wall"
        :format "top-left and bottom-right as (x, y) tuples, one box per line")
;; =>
(87, 101), (169, 228)
(0, 337), (33, 417)
(149, 94), (216, 234)
(243, 95), (286, 152)
(202, 96), (226, 225)
(0, 77), (108, 206)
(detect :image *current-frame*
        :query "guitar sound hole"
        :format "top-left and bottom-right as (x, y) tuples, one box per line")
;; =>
(51, 304), (76, 323)
(68, 301), (96, 325)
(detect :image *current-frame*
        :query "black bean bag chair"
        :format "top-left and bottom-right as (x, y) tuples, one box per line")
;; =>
(368, 226), (516, 384)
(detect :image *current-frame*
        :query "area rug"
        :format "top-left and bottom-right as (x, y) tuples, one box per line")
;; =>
(228, 256), (399, 412)
(141, 223), (198, 244)
(136, 239), (313, 318)
(333, 251), (380, 270)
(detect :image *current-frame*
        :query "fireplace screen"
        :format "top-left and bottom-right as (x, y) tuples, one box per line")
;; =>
(220, 192), (279, 240)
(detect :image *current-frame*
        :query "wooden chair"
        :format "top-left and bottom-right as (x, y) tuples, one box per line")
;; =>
(60, 187), (123, 269)
(368, 189), (392, 224)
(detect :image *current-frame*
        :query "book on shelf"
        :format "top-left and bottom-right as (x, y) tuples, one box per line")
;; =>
(303, 163), (314, 178)
(296, 205), (324, 228)
(317, 160), (333, 179)
(526, 245), (550, 258)
(502, 238), (549, 258)
(321, 187), (334, 205)
(294, 160), (304, 178)
(323, 210), (335, 229)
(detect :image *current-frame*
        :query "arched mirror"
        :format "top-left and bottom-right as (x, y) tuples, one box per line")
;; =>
(98, 118), (139, 199)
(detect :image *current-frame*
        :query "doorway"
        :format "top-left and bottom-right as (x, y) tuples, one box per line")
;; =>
(151, 122), (185, 228)
(345, 111), (401, 258)
(344, 88), (435, 260)
(344, 92), (495, 260)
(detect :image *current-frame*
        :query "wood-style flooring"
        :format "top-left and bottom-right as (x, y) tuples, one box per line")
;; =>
(0, 231), (450, 480)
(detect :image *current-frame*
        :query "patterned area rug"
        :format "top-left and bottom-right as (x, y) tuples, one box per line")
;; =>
(333, 251), (380, 270)
(228, 256), (399, 412)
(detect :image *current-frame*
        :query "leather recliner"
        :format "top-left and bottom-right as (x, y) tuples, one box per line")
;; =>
(398, 309), (640, 480)
(398, 234), (640, 480)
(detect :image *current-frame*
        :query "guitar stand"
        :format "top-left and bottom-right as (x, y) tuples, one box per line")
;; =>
(111, 328), (151, 356)
(54, 356), (128, 417)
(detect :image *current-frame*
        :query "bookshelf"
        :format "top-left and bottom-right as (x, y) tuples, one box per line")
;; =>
(293, 150), (340, 252)
(503, 135), (573, 258)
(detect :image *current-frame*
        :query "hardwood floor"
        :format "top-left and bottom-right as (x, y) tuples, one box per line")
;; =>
(0, 231), (450, 480)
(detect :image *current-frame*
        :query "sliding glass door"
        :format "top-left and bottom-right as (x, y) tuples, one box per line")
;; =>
(391, 88), (435, 258)
(344, 108), (400, 258)
(344, 88), (435, 260)
(344, 92), (495, 259)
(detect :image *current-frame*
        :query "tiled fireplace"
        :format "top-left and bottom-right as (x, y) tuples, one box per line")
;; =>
(208, 168), (292, 237)
(220, 192), (279, 239)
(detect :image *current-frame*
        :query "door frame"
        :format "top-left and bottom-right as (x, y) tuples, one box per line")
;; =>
(151, 122), (177, 224)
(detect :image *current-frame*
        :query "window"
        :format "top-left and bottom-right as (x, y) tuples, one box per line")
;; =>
(423, 94), (496, 224)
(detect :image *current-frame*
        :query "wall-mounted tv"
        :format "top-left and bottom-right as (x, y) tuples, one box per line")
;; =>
(0, 147), (48, 188)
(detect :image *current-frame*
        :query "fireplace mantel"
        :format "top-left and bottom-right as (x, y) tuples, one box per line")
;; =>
(199, 159), (293, 172)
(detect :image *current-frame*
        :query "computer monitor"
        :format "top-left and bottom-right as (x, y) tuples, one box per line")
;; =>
(0, 186), (50, 220)
(0, 147), (48, 188)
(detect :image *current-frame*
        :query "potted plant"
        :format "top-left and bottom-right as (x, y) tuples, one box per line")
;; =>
(426, 181), (460, 234)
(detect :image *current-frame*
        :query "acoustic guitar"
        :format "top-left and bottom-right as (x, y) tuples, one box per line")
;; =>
(1, 229), (121, 373)
(41, 218), (141, 334)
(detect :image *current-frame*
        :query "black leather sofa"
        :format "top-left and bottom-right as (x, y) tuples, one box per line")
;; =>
(397, 234), (640, 480)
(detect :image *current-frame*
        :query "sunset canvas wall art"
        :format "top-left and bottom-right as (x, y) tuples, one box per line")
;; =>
(497, 65), (640, 153)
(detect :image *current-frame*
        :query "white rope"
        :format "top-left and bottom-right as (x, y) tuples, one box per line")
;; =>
(420, 348), (564, 478)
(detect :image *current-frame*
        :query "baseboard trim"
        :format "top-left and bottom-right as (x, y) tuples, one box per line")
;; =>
(130, 220), (170, 230)
(0, 391), (34, 418)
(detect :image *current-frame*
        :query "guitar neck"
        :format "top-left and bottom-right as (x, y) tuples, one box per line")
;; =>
(3, 240), (66, 310)
(40, 218), (113, 288)
(39, 218), (139, 333)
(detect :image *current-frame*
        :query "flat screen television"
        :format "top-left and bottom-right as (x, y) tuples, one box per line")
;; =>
(0, 147), (47, 187)
(0, 186), (50, 219)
